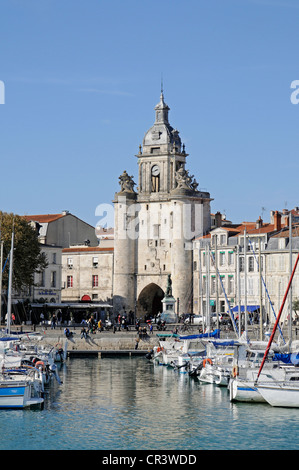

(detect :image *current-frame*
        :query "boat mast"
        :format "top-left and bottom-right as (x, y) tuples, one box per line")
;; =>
(7, 227), (14, 335)
(259, 237), (263, 341)
(215, 237), (219, 330)
(237, 245), (241, 340)
(244, 228), (248, 339)
(289, 212), (293, 349)
(206, 243), (210, 331)
(0, 234), (3, 326)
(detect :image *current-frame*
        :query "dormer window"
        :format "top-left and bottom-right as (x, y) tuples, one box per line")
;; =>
(220, 234), (226, 245)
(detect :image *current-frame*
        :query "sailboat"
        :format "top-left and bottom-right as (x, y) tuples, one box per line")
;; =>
(255, 251), (299, 408)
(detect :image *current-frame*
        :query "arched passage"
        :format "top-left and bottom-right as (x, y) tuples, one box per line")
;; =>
(137, 283), (164, 321)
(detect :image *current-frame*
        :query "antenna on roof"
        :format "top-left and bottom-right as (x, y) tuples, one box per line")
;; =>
(161, 73), (163, 94)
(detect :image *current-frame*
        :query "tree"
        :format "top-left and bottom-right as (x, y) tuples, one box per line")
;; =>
(293, 298), (299, 324)
(0, 211), (48, 292)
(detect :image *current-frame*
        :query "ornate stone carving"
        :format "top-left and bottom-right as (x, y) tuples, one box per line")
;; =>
(118, 170), (136, 193)
(174, 167), (199, 193)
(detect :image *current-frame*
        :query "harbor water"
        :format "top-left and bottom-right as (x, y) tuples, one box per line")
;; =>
(1, 356), (298, 451)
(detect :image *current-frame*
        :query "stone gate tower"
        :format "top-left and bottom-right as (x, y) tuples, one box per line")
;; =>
(113, 91), (212, 319)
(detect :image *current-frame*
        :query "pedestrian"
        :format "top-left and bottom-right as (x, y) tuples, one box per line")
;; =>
(40, 312), (45, 326)
(135, 337), (140, 350)
(57, 310), (62, 325)
(81, 327), (88, 339)
(149, 323), (153, 334)
(64, 327), (73, 338)
(51, 314), (57, 329)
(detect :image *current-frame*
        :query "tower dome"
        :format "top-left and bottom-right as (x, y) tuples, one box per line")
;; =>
(142, 91), (181, 154)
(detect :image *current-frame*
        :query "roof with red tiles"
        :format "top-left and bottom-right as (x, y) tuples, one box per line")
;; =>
(23, 214), (65, 223)
(62, 246), (114, 253)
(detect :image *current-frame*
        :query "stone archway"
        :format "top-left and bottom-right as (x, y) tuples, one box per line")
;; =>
(137, 283), (164, 321)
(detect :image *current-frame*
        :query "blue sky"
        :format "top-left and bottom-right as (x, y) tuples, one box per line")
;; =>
(1, 0), (299, 228)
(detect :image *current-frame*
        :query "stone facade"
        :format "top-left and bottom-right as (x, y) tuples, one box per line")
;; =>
(113, 92), (212, 319)
(62, 246), (113, 303)
(31, 244), (62, 304)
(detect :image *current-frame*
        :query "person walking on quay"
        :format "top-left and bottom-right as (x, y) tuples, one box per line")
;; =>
(51, 313), (57, 329)
(40, 312), (45, 326)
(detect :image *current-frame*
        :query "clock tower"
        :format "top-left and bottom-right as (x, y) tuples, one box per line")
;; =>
(113, 91), (212, 319)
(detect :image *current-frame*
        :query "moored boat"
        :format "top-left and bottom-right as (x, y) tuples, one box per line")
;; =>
(0, 367), (44, 409)
(256, 382), (299, 408)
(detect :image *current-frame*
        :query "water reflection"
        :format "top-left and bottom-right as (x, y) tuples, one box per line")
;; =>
(1, 357), (299, 450)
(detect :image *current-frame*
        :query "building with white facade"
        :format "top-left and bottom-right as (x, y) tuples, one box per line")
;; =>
(61, 245), (113, 304)
(193, 209), (299, 326)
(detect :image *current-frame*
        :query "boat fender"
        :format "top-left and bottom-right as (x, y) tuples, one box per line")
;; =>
(35, 361), (46, 371)
(232, 365), (239, 378)
(203, 358), (213, 367)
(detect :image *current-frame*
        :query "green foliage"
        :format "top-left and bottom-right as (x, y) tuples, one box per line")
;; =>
(0, 211), (48, 291)
(293, 298), (299, 319)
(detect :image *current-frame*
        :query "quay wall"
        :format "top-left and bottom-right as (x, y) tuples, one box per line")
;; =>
(16, 326), (160, 352)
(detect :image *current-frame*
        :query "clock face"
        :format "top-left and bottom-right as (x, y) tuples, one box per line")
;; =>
(151, 165), (160, 176)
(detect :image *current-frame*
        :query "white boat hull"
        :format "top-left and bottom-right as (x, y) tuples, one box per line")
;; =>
(257, 383), (299, 408)
(229, 378), (266, 403)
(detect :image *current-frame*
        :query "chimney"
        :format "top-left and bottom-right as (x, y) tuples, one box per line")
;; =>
(215, 211), (222, 228)
(256, 216), (263, 229)
(274, 211), (281, 231)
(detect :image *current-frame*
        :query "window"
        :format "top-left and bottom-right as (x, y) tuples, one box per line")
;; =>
(67, 275), (73, 288)
(153, 224), (160, 238)
(248, 256), (254, 272)
(228, 251), (234, 266)
(279, 255), (285, 271)
(67, 258), (73, 269)
(92, 275), (98, 287)
(219, 252), (225, 266)
(228, 276), (234, 294)
(51, 271), (56, 288)
(202, 276), (206, 294)
(52, 253), (56, 264)
(93, 257), (98, 268)
(239, 257), (244, 272)
(170, 212), (173, 229)
(248, 278), (254, 295)
(211, 276), (216, 294)
(39, 271), (45, 287)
